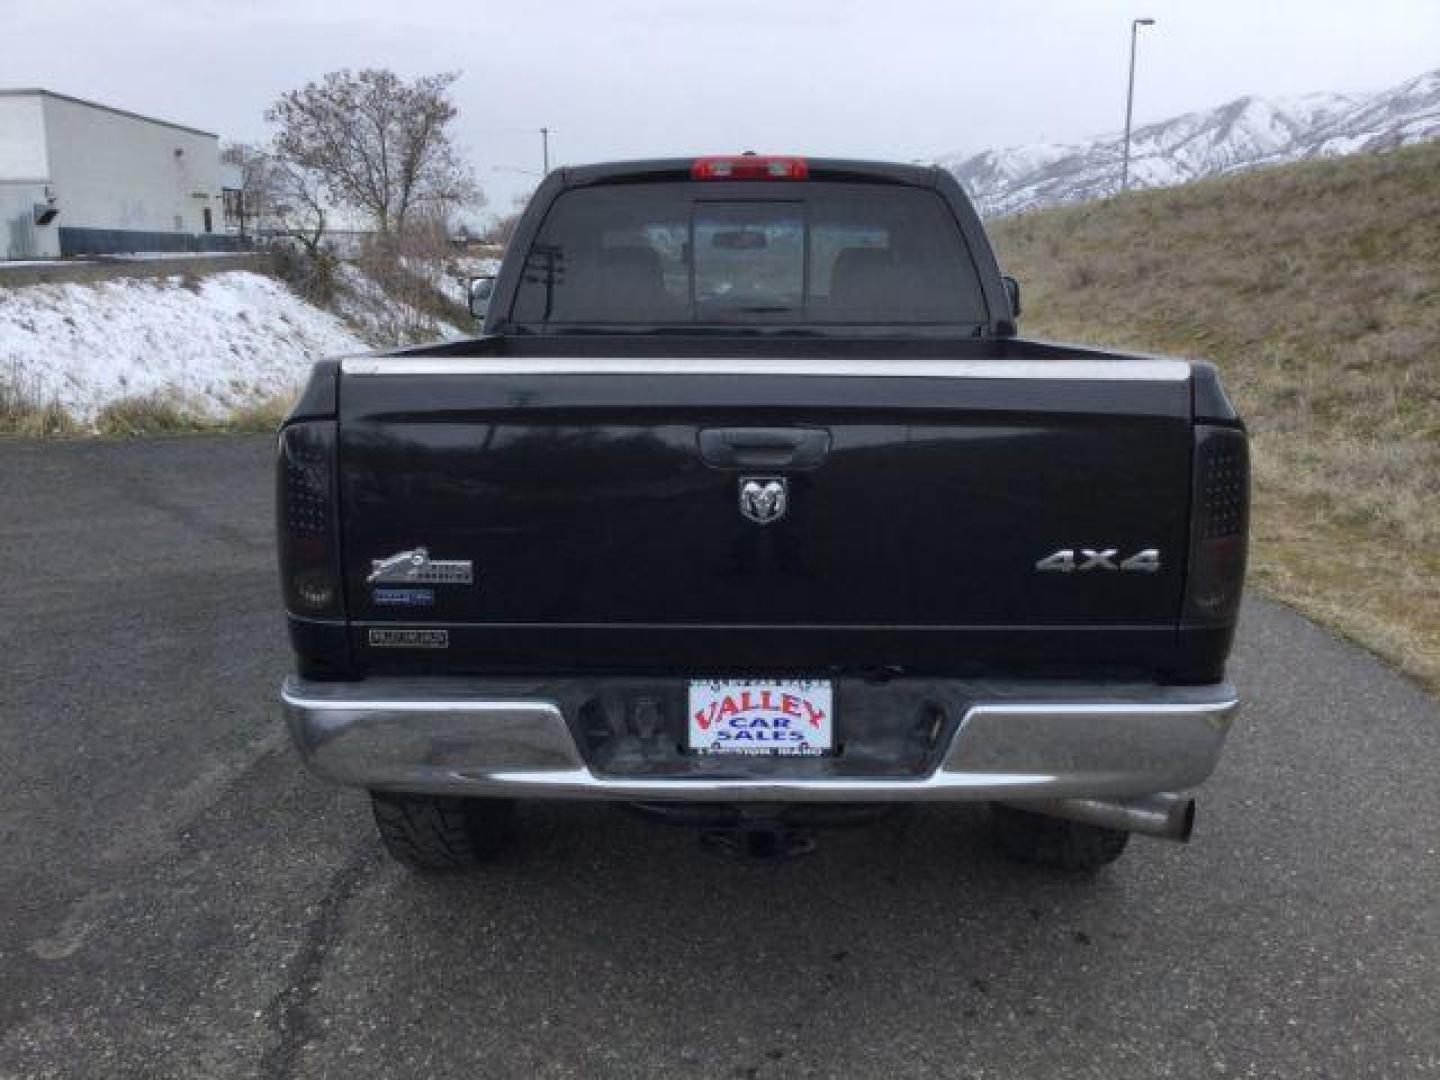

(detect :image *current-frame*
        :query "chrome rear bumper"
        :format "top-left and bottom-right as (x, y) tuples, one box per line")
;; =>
(282, 676), (1238, 801)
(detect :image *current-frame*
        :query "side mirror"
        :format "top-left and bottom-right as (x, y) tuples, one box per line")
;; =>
(468, 274), (496, 320)
(1002, 275), (1022, 319)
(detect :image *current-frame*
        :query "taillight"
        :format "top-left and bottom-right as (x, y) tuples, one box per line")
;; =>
(1184, 426), (1249, 624)
(277, 421), (343, 618)
(691, 155), (808, 180)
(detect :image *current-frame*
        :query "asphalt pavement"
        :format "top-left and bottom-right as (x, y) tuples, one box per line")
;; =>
(0, 435), (1436, 1079)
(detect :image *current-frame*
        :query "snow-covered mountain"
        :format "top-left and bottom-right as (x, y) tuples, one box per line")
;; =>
(938, 68), (1440, 217)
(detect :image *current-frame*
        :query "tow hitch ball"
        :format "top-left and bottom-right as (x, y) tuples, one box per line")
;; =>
(700, 822), (818, 860)
(622, 801), (899, 860)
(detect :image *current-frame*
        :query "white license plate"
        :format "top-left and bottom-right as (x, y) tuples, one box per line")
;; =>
(688, 679), (834, 756)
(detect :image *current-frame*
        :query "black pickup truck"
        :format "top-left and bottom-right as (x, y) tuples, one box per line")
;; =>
(278, 154), (1248, 871)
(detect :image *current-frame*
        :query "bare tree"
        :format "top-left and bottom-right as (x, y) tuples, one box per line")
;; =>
(267, 69), (482, 237)
(221, 141), (284, 240)
(268, 160), (331, 257)
(222, 142), (330, 256)
(482, 192), (533, 247)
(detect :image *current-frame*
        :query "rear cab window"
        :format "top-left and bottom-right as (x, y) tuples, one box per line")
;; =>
(509, 182), (988, 329)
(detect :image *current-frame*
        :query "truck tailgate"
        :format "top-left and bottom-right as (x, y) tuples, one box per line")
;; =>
(337, 357), (1193, 674)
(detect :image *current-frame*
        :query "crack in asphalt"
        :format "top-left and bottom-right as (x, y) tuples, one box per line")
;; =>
(97, 448), (272, 555)
(259, 839), (380, 1080)
(108, 730), (290, 867)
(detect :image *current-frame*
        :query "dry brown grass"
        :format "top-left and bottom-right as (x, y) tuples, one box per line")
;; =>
(94, 393), (211, 437)
(2, 389), (296, 438)
(94, 390), (297, 436)
(1, 395), (82, 437)
(344, 226), (472, 346)
(224, 392), (295, 433)
(992, 140), (1440, 692)
(0, 370), (82, 437)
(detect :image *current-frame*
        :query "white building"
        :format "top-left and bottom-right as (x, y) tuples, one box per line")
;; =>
(0, 89), (240, 259)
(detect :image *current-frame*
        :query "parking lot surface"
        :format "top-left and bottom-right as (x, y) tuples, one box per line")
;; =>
(1, 435), (1436, 1078)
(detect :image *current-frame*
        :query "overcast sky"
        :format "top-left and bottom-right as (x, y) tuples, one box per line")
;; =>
(5, 0), (1437, 215)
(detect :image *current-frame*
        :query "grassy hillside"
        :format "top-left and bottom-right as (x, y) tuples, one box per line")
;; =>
(991, 140), (1440, 692)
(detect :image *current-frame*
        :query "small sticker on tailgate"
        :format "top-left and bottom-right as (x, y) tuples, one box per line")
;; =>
(368, 628), (448, 649)
(372, 588), (435, 607)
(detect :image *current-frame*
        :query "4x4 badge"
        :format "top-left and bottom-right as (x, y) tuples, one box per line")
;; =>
(1035, 548), (1161, 573)
(739, 477), (788, 525)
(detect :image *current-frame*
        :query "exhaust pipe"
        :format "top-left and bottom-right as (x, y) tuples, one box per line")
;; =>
(999, 793), (1195, 842)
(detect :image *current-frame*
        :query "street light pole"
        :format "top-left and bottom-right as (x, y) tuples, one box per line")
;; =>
(540, 127), (550, 175)
(1121, 17), (1156, 194)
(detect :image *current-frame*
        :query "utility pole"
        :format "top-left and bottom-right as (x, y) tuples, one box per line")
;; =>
(1121, 17), (1156, 194)
(540, 127), (550, 175)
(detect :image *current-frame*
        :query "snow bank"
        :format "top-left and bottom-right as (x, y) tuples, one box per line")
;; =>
(331, 263), (470, 346)
(396, 254), (499, 309)
(0, 271), (369, 422)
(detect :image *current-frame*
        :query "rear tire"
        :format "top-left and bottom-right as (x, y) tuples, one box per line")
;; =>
(988, 803), (1130, 871)
(370, 792), (514, 871)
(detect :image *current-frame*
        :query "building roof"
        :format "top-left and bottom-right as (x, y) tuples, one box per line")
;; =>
(0, 88), (218, 139)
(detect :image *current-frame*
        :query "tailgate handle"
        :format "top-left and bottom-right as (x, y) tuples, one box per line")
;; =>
(698, 427), (831, 469)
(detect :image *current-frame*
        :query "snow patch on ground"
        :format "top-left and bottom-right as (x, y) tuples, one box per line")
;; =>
(97, 251), (258, 262)
(0, 271), (370, 422)
(332, 263), (470, 346)
(403, 255), (499, 308)
(0, 260), (87, 271)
